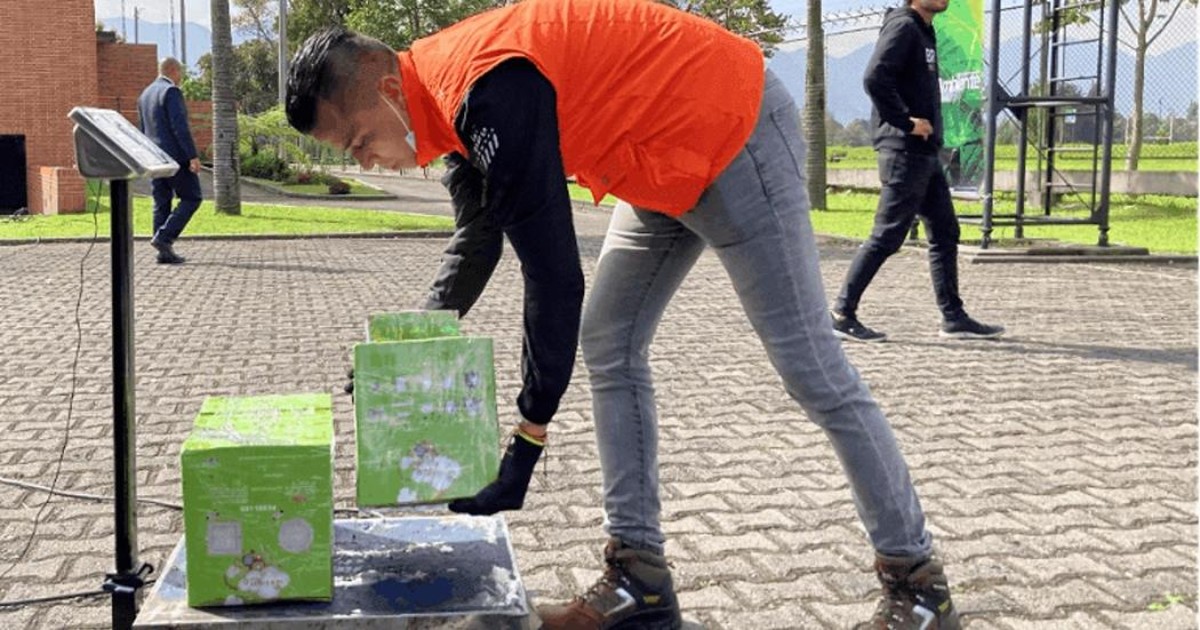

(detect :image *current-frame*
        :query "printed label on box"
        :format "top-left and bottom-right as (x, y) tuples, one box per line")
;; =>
(354, 338), (501, 507)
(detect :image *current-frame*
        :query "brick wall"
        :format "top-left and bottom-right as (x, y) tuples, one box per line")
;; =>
(38, 167), (87, 216)
(0, 0), (99, 213)
(96, 41), (158, 126)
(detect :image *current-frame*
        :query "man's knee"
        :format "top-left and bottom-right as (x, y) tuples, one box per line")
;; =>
(579, 312), (609, 369)
(863, 229), (908, 257)
(927, 221), (960, 247)
(580, 307), (630, 375)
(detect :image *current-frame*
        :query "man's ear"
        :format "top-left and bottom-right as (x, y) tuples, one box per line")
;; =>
(378, 74), (405, 107)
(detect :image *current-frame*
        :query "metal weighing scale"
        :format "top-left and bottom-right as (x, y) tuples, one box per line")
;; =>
(68, 109), (534, 629)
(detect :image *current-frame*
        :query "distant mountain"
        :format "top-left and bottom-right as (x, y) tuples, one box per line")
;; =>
(772, 38), (1198, 123)
(768, 44), (876, 124)
(98, 17), (256, 69)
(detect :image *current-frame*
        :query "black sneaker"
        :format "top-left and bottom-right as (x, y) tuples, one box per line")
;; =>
(151, 237), (186, 265)
(864, 554), (961, 630)
(832, 311), (888, 343)
(156, 250), (186, 264)
(538, 538), (682, 630)
(940, 315), (1004, 339)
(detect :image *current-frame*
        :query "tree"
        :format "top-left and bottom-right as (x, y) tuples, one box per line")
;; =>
(344, 0), (502, 50)
(211, 0), (242, 215)
(802, 0), (826, 209)
(841, 118), (873, 147)
(233, 0), (279, 41)
(287, 0), (353, 51)
(237, 40), (281, 115)
(1046, 0), (1196, 169)
(1119, 0), (1196, 169)
(195, 40), (279, 116)
(668, 0), (788, 56)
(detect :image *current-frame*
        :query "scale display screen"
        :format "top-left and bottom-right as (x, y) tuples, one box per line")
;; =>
(69, 107), (179, 180)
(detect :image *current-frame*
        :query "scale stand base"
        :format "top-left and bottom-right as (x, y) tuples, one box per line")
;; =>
(134, 515), (538, 629)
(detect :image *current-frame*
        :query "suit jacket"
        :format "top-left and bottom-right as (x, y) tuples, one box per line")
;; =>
(137, 76), (198, 165)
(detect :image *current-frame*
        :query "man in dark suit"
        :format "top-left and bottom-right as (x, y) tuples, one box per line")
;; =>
(138, 57), (202, 264)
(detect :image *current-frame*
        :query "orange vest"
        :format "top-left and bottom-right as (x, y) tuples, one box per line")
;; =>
(397, 0), (765, 216)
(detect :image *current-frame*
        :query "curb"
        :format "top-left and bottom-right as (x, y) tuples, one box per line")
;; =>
(0, 231), (456, 246)
(969, 254), (1197, 265)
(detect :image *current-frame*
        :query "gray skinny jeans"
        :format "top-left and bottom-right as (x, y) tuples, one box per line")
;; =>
(579, 69), (932, 559)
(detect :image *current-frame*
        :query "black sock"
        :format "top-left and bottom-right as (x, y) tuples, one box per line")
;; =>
(448, 431), (543, 515)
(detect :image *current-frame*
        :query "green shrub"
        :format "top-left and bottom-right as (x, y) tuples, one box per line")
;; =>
(327, 179), (351, 195)
(241, 152), (290, 182)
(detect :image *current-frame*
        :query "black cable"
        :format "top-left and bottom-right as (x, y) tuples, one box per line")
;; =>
(0, 181), (102, 581)
(0, 589), (107, 609)
(0, 475), (369, 517)
(0, 579), (157, 610)
(0, 476), (183, 511)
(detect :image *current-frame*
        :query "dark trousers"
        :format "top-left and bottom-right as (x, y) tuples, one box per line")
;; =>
(834, 149), (965, 321)
(151, 169), (202, 244)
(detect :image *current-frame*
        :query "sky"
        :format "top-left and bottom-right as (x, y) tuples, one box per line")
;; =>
(91, 0), (873, 31)
(94, 0), (1194, 58)
(94, 0), (213, 29)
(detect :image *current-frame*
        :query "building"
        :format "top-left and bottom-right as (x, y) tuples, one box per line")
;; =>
(0, 0), (208, 215)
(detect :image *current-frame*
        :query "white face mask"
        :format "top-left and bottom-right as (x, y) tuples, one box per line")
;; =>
(380, 93), (417, 153)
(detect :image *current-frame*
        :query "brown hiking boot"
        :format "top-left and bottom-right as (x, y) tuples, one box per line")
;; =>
(538, 538), (681, 630)
(862, 553), (961, 630)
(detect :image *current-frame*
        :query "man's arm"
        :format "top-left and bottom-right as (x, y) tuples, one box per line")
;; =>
(863, 19), (916, 134)
(164, 86), (200, 163)
(454, 59), (584, 427)
(423, 153), (505, 316)
(443, 59), (584, 516)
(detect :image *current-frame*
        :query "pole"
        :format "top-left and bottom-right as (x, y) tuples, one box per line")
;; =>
(1096, 0), (1119, 246)
(181, 0), (188, 67)
(121, 0), (127, 40)
(980, 0), (1003, 249)
(1014, 0), (1035, 238)
(105, 180), (145, 630)
(133, 7), (139, 44)
(278, 0), (289, 106)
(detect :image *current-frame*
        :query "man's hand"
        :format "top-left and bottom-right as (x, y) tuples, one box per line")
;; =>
(448, 424), (546, 515)
(909, 118), (933, 140)
(189, 158), (202, 173)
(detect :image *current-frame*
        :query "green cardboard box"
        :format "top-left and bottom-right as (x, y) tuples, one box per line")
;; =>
(180, 394), (334, 607)
(354, 337), (501, 507)
(367, 310), (460, 342)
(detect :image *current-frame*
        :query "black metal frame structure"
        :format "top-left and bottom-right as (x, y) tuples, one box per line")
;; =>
(971, 0), (1121, 248)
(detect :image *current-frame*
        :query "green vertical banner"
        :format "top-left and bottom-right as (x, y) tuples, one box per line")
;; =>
(935, 0), (985, 189)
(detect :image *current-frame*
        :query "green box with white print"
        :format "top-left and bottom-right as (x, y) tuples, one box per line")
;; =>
(367, 310), (461, 342)
(354, 337), (501, 507)
(180, 393), (334, 607)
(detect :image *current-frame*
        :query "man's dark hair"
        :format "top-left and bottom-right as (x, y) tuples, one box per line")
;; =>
(286, 26), (397, 133)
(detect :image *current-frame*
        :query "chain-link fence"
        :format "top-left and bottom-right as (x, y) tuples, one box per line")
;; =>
(777, 0), (1196, 173)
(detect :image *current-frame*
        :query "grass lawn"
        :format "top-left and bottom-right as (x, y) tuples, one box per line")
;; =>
(567, 182), (617, 206)
(0, 194), (453, 241)
(811, 191), (1197, 254)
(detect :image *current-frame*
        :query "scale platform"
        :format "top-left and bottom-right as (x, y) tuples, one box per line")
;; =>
(135, 516), (537, 629)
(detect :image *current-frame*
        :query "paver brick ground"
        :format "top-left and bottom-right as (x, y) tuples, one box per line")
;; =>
(0, 193), (1194, 628)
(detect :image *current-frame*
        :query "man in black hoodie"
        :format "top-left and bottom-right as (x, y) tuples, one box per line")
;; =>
(830, 0), (1004, 343)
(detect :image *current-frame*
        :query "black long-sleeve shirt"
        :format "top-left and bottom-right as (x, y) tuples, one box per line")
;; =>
(423, 59), (584, 425)
(864, 8), (944, 153)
